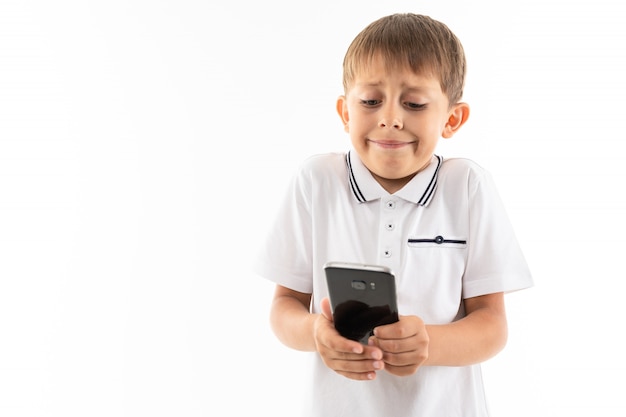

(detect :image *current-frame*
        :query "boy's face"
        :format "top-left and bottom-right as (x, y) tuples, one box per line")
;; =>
(337, 56), (468, 193)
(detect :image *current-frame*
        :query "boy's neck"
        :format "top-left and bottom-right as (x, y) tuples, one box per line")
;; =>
(371, 171), (417, 194)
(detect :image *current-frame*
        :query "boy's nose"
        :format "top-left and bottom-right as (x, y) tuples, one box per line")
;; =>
(379, 118), (403, 129)
(379, 105), (403, 129)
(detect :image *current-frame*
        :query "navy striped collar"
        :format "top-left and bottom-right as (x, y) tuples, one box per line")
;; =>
(345, 151), (442, 206)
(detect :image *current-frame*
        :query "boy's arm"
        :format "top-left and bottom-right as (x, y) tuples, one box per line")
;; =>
(270, 284), (387, 381)
(373, 292), (507, 376)
(424, 292), (508, 366)
(269, 284), (367, 353)
(269, 285), (318, 351)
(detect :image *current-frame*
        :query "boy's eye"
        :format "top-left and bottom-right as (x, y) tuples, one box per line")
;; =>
(360, 99), (380, 106)
(405, 102), (426, 110)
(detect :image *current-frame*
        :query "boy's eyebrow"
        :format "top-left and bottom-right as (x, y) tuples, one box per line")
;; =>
(355, 81), (437, 93)
(357, 81), (384, 87)
(404, 85), (436, 93)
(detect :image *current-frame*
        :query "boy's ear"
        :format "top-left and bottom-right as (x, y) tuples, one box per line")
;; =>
(442, 102), (470, 138)
(336, 95), (350, 132)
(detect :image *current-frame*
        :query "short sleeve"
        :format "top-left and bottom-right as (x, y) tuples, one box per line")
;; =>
(253, 161), (315, 294)
(462, 170), (533, 298)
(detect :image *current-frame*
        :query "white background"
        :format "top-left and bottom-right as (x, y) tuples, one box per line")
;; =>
(1, 0), (625, 416)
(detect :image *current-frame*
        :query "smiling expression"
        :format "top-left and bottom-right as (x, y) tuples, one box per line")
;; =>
(337, 55), (469, 193)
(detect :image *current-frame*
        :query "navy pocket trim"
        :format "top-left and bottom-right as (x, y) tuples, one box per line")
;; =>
(408, 235), (467, 245)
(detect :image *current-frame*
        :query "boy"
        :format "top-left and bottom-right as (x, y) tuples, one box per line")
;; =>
(255, 13), (533, 416)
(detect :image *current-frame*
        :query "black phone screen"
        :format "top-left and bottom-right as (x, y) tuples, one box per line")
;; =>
(324, 263), (399, 344)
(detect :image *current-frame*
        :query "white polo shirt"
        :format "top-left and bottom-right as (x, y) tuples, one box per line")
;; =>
(255, 150), (533, 417)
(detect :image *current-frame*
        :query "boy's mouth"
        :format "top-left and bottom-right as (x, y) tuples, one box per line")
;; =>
(368, 139), (414, 149)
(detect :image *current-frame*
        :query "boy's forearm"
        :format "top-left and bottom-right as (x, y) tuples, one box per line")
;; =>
(424, 301), (508, 367)
(270, 295), (318, 352)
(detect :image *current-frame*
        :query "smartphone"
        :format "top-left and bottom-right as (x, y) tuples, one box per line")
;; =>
(324, 261), (399, 344)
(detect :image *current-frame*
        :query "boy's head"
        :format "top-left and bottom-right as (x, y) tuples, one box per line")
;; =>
(336, 13), (470, 193)
(342, 13), (466, 105)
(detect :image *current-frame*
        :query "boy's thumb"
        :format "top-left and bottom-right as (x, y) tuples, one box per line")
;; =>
(320, 297), (333, 322)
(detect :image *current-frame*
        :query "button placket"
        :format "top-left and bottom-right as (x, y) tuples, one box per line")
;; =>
(380, 199), (399, 261)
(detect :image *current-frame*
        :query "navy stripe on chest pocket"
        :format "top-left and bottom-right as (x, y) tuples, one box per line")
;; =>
(408, 235), (467, 247)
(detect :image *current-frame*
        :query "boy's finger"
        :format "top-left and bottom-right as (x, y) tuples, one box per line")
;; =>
(320, 297), (333, 322)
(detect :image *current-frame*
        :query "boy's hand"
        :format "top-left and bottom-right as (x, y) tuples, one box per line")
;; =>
(313, 298), (385, 381)
(369, 315), (429, 376)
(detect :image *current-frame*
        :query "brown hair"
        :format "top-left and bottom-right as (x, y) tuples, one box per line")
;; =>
(342, 13), (466, 104)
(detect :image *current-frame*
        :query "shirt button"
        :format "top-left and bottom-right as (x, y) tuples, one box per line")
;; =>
(386, 200), (396, 209)
(385, 223), (394, 231)
(383, 249), (392, 258)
